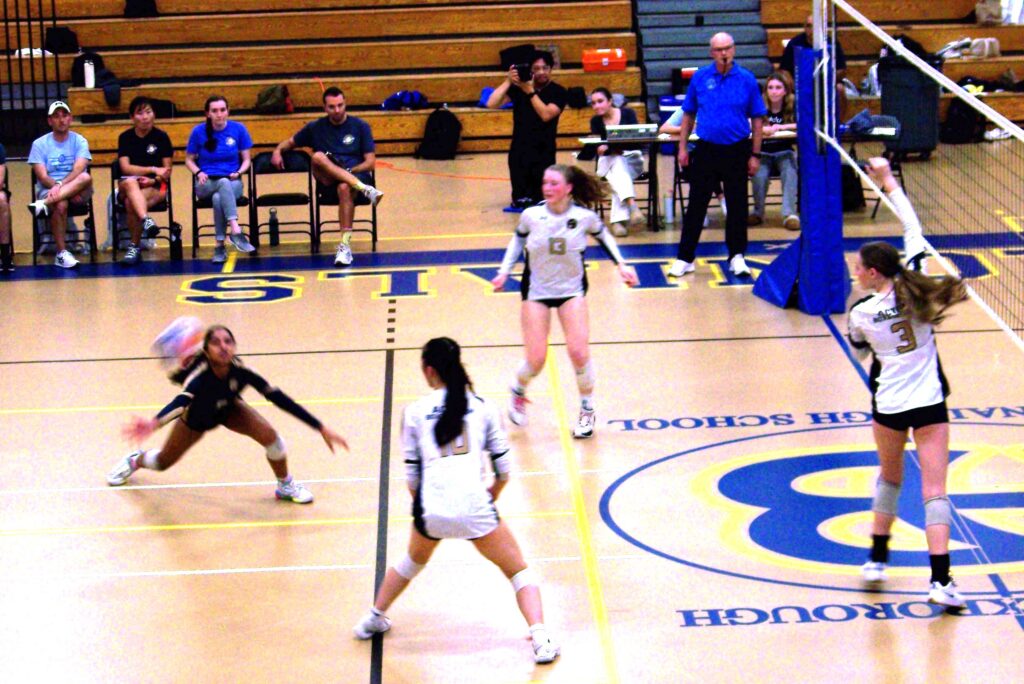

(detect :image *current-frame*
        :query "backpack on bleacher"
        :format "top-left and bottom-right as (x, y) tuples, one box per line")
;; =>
(124, 0), (158, 18)
(254, 85), (293, 114)
(415, 106), (462, 160)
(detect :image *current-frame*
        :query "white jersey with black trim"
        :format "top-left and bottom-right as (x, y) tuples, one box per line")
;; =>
(501, 202), (610, 300)
(848, 288), (947, 414)
(402, 389), (511, 537)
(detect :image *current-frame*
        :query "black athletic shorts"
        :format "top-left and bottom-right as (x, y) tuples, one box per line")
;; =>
(873, 401), (949, 432)
(525, 294), (583, 308)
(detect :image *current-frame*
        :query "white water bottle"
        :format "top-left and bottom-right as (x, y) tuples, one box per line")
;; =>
(663, 193), (675, 224)
(83, 59), (95, 88)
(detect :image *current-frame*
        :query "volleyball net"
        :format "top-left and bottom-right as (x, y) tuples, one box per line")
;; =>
(816, 0), (1024, 355)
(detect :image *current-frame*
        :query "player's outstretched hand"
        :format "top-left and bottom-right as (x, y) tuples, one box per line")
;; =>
(491, 273), (508, 291)
(320, 425), (350, 454)
(122, 416), (159, 444)
(618, 263), (639, 287)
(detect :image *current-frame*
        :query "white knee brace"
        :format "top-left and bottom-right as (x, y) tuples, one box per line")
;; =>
(265, 436), (287, 462)
(395, 553), (425, 580)
(872, 478), (901, 516)
(510, 568), (537, 593)
(924, 496), (952, 526)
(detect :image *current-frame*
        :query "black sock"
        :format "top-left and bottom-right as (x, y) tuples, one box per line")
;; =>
(929, 554), (951, 585)
(870, 534), (890, 563)
(0, 243), (11, 267)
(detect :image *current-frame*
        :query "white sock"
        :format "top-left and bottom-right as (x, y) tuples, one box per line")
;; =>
(140, 449), (161, 470)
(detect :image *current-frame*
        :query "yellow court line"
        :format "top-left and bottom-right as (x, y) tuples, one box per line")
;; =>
(0, 391), (550, 417)
(222, 250), (237, 273)
(0, 510), (574, 538)
(546, 356), (619, 684)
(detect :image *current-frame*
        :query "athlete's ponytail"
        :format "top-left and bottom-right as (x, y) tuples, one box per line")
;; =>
(548, 163), (609, 210)
(422, 337), (473, 447)
(859, 241), (967, 325)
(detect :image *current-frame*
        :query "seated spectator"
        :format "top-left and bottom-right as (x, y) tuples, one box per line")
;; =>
(780, 14), (847, 120)
(27, 101), (94, 269)
(271, 87), (382, 268)
(750, 72), (799, 230)
(116, 96), (173, 265)
(587, 87), (645, 237)
(0, 141), (11, 273)
(658, 107), (726, 227)
(184, 95), (255, 264)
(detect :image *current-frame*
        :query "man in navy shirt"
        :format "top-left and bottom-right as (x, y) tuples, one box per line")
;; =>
(669, 33), (766, 279)
(271, 87), (382, 267)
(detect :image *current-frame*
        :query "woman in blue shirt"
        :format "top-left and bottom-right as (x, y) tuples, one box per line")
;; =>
(185, 95), (255, 263)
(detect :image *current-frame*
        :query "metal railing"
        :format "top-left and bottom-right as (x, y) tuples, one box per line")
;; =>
(3, 0), (64, 151)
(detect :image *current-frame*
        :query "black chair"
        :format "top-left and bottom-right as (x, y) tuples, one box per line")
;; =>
(109, 159), (181, 261)
(315, 170), (378, 252)
(29, 179), (98, 266)
(593, 152), (654, 229)
(249, 151), (315, 254)
(191, 170), (251, 258)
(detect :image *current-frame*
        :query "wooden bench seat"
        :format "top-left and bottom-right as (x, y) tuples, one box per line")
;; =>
(845, 56), (1024, 87)
(67, 68), (642, 117)
(0, 32), (636, 84)
(767, 23), (1024, 60)
(76, 104), (648, 163)
(4, 0), (523, 19)
(850, 92), (1024, 123)
(1, 2), (631, 51)
(762, 0), (976, 26)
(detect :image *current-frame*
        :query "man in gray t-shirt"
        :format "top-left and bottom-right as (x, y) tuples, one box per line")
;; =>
(27, 100), (94, 269)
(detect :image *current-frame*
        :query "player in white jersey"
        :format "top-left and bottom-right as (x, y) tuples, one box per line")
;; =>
(354, 337), (559, 664)
(847, 169), (968, 608)
(492, 164), (638, 438)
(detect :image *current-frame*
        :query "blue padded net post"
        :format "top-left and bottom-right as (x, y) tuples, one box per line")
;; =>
(753, 46), (849, 314)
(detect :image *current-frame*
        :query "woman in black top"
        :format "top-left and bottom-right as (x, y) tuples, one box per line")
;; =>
(749, 72), (799, 230)
(106, 325), (348, 503)
(588, 87), (644, 236)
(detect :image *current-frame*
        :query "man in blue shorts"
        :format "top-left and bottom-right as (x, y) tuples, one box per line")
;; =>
(27, 101), (95, 269)
(271, 87), (382, 267)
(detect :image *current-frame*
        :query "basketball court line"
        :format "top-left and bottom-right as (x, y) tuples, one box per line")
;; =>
(0, 554), (651, 584)
(0, 510), (576, 538)
(546, 354), (620, 684)
(369, 349), (395, 684)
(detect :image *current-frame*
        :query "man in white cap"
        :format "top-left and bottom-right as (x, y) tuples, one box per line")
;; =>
(27, 100), (94, 268)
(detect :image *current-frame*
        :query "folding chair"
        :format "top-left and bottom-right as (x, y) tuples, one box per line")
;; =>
(109, 159), (181, 262)
(249, 151), (315, 254)
(29, 179), (98, 266)
(315, 170), (378, 252)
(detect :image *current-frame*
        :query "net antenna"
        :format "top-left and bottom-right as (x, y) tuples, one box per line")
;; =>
(815, 0), (1024, 356)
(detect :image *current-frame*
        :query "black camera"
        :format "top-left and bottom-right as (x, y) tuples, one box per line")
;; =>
(515, 63), (533, 81)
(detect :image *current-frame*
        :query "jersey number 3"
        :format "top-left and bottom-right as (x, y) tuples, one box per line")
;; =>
(890, 320), (918, 354)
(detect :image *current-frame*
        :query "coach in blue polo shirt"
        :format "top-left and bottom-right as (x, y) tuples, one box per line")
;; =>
(669, 32), (766, 279)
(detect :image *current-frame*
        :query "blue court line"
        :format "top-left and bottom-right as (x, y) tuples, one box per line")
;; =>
(5, 230), (1022, 282)
(823, 314), (1024, 630)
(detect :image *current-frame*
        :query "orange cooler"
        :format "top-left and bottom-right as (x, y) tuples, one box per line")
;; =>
(582, 48), (627, 72)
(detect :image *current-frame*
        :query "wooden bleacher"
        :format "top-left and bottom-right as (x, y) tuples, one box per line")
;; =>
(763, 0), (1024, 123)
(0, 0), (642, 159)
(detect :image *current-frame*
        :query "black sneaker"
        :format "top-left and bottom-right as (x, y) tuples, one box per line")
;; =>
(120, 245), (142, 265)
(141, 216), (159, 239)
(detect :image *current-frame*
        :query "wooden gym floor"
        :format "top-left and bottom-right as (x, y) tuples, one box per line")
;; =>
(1, 148), (1022, 683)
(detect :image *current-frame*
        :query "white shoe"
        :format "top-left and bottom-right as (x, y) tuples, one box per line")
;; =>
(610, 222), (627, 237)
(228, 232), (255, 253)
(861, 561), (887, 583)
(532, 635), (560, 664)
(360, 184), (384, 207)
(28, 199), (50, 217)
(334, 243), (353, 267)
(628, 206), (646, 227)
(668, 259), (694, 277)
(275, 478), (314, 504)
(354, 610), (391, 639)
(508, 390), (529, 426)
(55, 249), (79, 269)
(107, 450), (141, 486)
(783, 214), (801, 231)
(719, 196), (727, 217)
(573, 408), (595, 439)
(729, 254), (751, 276)
(928, 579), (966, 609)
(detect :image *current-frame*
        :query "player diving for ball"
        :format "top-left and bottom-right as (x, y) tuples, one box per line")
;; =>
(106, 324), (348, 503)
